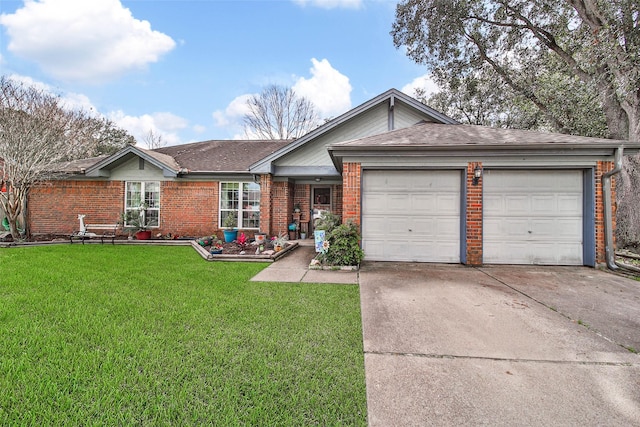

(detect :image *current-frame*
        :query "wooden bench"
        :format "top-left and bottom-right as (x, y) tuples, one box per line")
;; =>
(70, 224), (119, 244)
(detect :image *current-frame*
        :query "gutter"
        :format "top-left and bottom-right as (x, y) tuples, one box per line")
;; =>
(602, 146), (640, 273)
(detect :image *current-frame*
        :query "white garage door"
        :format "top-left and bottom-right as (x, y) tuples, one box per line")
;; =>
(362, 170), (461, 262)
(483, 170), (583, 265)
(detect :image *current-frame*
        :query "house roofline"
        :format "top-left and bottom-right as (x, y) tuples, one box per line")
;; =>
(328, 143), (640, 170)
(85, 145), (180, 178)
(248, 88), (458, 173)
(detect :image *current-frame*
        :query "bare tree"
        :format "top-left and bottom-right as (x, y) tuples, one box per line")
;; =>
(243, 84), (319, 139)
(142, 129), (166, 149)
(0, 76), (132, 239)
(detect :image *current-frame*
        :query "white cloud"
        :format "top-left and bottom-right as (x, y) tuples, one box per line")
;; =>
(401, 74), (440, 100)
(110, 110), (188, 148)
(293, 58), (351, 120)
(192, 124), (206, 134)
(212, 94), (252, 128)
(292, 0), (362, 9)
(0, 0), (176, 83)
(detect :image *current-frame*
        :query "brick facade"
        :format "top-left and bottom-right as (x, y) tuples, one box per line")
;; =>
(270, 180), (295, 236)
(159, 181), (218, 237)
(466, 162), (483, 266)
(29, 160), (613, 265)
(595, 161), (615, 264)
(29, 180), (123, 235)
(29, 180), (222, 238)
(342, 162), (361, 228)
(259, 174), (273, 235)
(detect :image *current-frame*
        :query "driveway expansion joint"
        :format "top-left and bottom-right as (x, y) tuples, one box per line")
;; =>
(364, 350), (637, 367)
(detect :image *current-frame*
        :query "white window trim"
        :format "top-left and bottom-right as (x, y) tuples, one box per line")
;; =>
(124, 181), (161, 228)
(219, 182), (260, 230)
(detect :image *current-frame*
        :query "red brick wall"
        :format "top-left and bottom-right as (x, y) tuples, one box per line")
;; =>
(596, 161), (615, 264)
(270, 181), (294, 236)
(28, 180), (123, 235)
(466, 162), (483, 266)
(160, 181), (218, 237)
(342, 162), (361, 228)
(332, 184), (343, 219)
(259, 174), (273, 235)
(294, 184), (311, 222)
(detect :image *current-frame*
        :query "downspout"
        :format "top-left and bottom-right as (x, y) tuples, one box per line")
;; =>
(602, 146), (640, 273)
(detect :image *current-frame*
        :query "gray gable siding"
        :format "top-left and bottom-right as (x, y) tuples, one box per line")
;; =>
(394, 104), (438, 128)
(275, 102), (435, 169)
(276, 103), (389, 168)
(109, 157), (167, 181)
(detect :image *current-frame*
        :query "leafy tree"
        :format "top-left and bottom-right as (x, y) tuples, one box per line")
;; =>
(392, 0), (640, 245)
(0, 76), (134, 239)
(243, 84), (319, 139)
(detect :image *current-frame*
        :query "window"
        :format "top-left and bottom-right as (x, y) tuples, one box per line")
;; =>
(220, 182), (260, 229)
(125, 181), (160, 228)
(313, 187), (331, 205)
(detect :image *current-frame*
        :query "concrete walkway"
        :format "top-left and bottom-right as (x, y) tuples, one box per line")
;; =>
(250, 240), (359, 284)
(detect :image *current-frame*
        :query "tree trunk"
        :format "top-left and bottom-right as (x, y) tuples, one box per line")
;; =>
(2, 186), (25, 240)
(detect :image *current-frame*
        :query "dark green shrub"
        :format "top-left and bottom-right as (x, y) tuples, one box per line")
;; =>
(321, 221), (364, 266)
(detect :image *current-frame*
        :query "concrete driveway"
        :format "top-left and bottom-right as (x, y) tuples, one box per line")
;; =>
(359, 263), (640, 426)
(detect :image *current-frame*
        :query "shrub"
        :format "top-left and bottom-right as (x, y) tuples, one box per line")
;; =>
(314, 211), (341, 232)
(321, 221), (364, 266)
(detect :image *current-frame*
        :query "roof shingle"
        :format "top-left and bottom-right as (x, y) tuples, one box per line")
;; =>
(155, 139), (292, 172)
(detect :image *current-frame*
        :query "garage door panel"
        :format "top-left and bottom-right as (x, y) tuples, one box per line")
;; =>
(530, 219), (582, 239)
(391, 194), (412, 211)
(411, 194), (439, 213)
(387, 217), (414, 234)
(408, 217), (437, 237)
(484, 241), (530, 264)
(435, 194), (459, 214)
(484, 218), (529, 238)
(557, 195), (582, 214)
(363, 170), (461, 263)
(530, 196), (556, 213)
(483, 194), (505, 212)
(363, 239), (386, 260)
(526, 243), (582, 265)
(484, 170), (583, 265)
(363, 194), (389, 213)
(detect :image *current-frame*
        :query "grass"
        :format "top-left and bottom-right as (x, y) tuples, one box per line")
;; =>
(0, 245), (367, 426)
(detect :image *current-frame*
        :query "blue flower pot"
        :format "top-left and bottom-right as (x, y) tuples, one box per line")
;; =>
(223, 229), (238, 243)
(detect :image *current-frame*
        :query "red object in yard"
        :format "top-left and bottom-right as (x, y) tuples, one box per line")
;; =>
(237, 232), (247, 245)
(135, 230), (152, 240)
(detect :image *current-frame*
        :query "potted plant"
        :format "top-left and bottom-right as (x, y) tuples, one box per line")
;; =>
(210, 239), (224, 254)
(294, 203), (301, 213)
(222, 212), (238, 242)
(122, 205), (153, 240)
(271, 232), (288, 252)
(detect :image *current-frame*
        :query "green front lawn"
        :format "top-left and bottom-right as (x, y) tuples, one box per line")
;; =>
(0, 245), (366, 425)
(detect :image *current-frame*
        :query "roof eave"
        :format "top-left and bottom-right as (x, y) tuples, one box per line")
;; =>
(249, 88), (458, 172)
(85, 146), (179, 178)
(328, 143), (639, 157)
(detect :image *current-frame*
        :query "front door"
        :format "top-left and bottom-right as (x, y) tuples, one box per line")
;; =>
(311, 186), (332, 233)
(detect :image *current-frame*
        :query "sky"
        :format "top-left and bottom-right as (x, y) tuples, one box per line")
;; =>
(0, 0), (437, 148)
